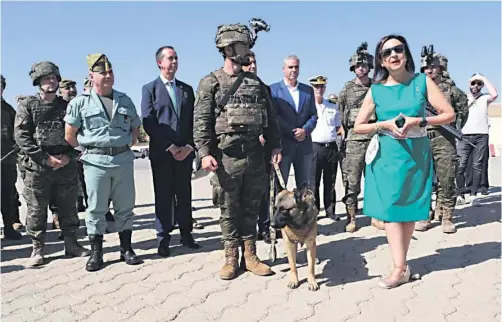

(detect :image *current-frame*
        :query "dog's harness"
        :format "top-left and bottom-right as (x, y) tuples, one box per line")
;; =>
(282, 220), (317, 246)
(269, 162), (285, 262)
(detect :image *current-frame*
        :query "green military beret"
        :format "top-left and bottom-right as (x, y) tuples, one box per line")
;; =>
(60, 78), (76, 88)
(86, 53), (112, 72)
(309, 75), (327, 86)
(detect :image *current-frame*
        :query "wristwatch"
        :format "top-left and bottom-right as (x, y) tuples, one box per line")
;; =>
(419, 116), (428, 128)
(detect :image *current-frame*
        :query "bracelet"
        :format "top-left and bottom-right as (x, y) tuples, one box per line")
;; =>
(375, 122), (382, 133)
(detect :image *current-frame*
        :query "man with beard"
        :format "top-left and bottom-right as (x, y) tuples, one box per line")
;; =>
(456, 73), (498, 206)
(1, 75), (22, 240)
(15, 62), (90, 266)
(338, 42), (384, 232)
(65, 53), (142, 271)
(415, 51), (468, 233)
(194, 22), (282, 280)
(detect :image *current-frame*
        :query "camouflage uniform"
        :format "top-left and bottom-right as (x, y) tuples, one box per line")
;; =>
(14, 62), (89, 266)
(194, 22), (281, 280)
(338, 43), (383, 232)
(1, 75), (23, 240)
(416, 53), (468, 233)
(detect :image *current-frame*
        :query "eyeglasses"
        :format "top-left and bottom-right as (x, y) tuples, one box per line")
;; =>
(471, 81), (483, 87)
(380, 44), (405, 59)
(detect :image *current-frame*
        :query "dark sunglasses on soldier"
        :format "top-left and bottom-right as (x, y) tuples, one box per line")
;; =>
(380, 44), (405, 59)
(471, 81), (483, 87)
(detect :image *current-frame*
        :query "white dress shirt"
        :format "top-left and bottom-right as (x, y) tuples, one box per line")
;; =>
(311, 98), (341, 143)
(285, 79), (300, 111)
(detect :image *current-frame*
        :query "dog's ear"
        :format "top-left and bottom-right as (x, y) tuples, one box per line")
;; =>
(294, 182), (309, 200)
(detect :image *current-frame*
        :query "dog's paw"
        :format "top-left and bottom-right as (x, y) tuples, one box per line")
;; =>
(308, 280), (319, 291)
(287, 279), (299, 289)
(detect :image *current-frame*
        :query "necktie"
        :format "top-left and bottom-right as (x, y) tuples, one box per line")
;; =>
(167, 81), (178, 114)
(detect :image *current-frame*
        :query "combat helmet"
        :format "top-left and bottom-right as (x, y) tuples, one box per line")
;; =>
(438, 54), (448, 71)
(215, 23), (253, 49)
(420, 45), (441, 72)
(1, 74), (5, 90)
(29, 61), (61, 86)
(349, 42), (374, 72)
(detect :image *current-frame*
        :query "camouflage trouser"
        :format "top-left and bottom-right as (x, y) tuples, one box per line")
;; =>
(341, 139), (370, 209)
(22, 162), (80, 239)
(214, 135), (266, 246)
(430, 132), (457, 211)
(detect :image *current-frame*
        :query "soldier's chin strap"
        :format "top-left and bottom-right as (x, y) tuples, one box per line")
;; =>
(223, 43), (251, 66)
(39, 84), (59, 95)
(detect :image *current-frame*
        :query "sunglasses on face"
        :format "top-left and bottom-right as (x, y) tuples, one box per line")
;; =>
(471, 81), (483, 87)
(380, 44), (405, 59)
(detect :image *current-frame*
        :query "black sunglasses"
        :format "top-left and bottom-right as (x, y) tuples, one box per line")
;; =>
(380, 44), (405, 59)
(471, 81), (483, 87)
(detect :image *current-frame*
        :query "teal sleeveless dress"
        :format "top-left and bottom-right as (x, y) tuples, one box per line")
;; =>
(363, 73), (433, 222)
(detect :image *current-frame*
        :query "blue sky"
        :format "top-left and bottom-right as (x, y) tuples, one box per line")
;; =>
(2, 1), (500, 112)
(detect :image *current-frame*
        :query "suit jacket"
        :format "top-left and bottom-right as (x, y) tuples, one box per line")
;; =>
(141, 77), (195, 160)
(269, 80), (317, 155)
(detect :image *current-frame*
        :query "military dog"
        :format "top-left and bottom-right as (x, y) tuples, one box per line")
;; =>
(270, 182), (319, 291)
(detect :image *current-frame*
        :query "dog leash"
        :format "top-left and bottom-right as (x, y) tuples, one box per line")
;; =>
(269, 162), (286, 263)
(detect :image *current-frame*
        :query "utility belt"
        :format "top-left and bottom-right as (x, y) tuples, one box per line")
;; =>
(41, 145), (76, 156)
(427, 128), (454, 141)
(85, 145), (130, 156)
(313, 141), (337, 148)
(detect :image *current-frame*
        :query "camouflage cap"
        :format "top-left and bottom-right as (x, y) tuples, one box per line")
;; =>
(215, 23), (252, 49)
(420, 52), (441, 72)
(29, 61), (62, 86)
(309, 75), (328, 86)
(86, 53), (112, 72)
(84, 77), (92, 88)
(1, 74), (5, 89)
(328, 93), (338, 104)
(437, 54), (448, 71)
(59, 78), (76, 88)
(350, 42), (374, 71)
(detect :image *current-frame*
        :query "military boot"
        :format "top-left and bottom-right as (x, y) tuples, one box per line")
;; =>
(345, 206), (357, 233)
(28, 234), (45, 267)
(220, 242), (239, 280)
(118, 230), (142, 265)
(441, 208), (456, 234)
(433, 203), (443, 222)
(371, 218), (385, 230)
(415, 220), (432, 231)
(63, 230), (90, 257)
(86, 234), (104, 272)
(242, 239), (273, 276)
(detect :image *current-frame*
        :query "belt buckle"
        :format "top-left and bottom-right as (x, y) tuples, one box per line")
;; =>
(108, 147), (115, 155)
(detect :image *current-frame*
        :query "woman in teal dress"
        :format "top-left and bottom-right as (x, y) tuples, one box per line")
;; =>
(354, 34), (455, 289)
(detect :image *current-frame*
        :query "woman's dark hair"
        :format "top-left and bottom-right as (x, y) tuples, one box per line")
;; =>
(372, 34), (415, 83)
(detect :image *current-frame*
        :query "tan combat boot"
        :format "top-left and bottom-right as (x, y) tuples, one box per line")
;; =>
(242, 239), (273, 276)
(345, 206), (357, 233)
(441, 208), (456, 234)
(28, 234), (45, 267)
(219, 242), (239, 280)
(415, 219), (432, 231)
(433, 203), (443, 222)
(371, 218), (385, 230)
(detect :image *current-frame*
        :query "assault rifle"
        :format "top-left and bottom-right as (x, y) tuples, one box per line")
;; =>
(0, 144), (20, 162)
(425, 107), (475, 147)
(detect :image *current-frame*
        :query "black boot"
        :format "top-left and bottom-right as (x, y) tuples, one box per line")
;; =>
(181, 232), (201, 249)
(86, 234), (104, 272)
(63, 230), (90, 257)
(118, 230), (142, 265)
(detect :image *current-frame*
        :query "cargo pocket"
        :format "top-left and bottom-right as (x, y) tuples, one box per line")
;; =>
(116, 107), (133, 131)
(82, 108), (107, 130)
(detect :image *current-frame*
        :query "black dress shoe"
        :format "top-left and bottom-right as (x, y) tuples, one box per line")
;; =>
(118, 230), (142, 265)
(158, 236), (171, 257)
(181, 234), (201, 249)
(192, 219), (204, 230)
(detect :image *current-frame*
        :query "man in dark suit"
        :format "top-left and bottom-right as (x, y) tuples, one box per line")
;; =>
(270, 55), (317, 189)
(141, 46), (200, 257)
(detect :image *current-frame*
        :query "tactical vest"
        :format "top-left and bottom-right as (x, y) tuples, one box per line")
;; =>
(211, 69), (268, 135)
(17, 96), (73, 168)
(344, 81), (375, 141)
(427, 80), (454, 132)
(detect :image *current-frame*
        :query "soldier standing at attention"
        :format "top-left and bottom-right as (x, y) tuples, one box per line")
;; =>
(415, 49), (468, 233)
(194, 21), (282, 280)
(65, 53), (142, 272)
(338, 42), (385, 232)
(1, 74), (23, 240)
(14, 62), (90, 267)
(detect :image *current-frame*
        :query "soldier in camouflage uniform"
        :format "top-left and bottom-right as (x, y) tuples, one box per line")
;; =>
(14, 62), (90, 267)
(1, 75), (23, 240)
(338, 43), (385, 232)
(194, 22), (282, 280)
(415, 52), (468, 233)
